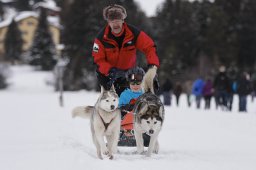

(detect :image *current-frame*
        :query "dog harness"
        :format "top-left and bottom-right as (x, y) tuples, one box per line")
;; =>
(99, 114), (114, 131)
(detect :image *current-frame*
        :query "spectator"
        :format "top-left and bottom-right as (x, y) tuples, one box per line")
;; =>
(162, 79), (173, 106)
(184, 80), (193, 107)
(192, 77), (205, 109)
(202, 78), (213, 109)
(237, 72), (251, 112)
(213, 66), (230, 110)
(173, 81), (182, 106)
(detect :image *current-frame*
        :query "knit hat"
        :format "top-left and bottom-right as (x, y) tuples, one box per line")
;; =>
(103, 4), (127, 21)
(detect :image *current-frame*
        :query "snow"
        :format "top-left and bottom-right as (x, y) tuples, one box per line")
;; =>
(134, 0), (165, 17)
(34, 0), (61, 12)
(0, 65), (256, 170)
(15, 11), (38, 22)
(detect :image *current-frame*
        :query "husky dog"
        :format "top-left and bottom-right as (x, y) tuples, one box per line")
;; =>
(72, 86), (121, 160)
(133, 66), (165, 157)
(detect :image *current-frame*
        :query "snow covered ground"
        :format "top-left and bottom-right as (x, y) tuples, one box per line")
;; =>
(0, 65), (256, 170)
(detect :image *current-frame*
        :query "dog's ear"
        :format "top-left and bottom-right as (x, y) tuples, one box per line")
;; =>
(110, 85), (116, 93)
(100, 86), (105, 94)
(159, 105), (165, 119)
(134, 102), (148, 116)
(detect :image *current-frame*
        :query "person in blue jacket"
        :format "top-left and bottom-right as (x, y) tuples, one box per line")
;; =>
(118, 66), (145, 113)
(118, 66), (147, 147)
(192, 77), (205, 109)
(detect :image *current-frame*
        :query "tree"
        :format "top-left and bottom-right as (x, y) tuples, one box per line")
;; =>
(4, 19), (23, 63)
(29, 8), (57, 70)
(61, 0), (107, 90)
(15, 0), (31, 11)
(0, 2), (4, 21)
(237, 0), (256, 69)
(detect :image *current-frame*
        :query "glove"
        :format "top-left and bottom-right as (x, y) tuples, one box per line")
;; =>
(96, 71), (112, 90)
(108, 67), (118, 80)
(120, 104), (134, 112)
(147, 64), (158, 70)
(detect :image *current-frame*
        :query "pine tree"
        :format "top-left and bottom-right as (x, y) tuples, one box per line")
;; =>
(61, 0), (107, 90)
(4, 19), (23, 63)
(0, 2), (4, 21)
(29, 8), (57, 70)
(237, 0), (256, 69)
(15, 0), (31, 11)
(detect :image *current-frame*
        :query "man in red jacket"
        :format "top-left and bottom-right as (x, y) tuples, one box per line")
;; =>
(92, 4), (160, 95)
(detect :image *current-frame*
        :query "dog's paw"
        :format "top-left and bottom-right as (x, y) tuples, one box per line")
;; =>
(146, 152), (152, 157)
(97, 151), (103, 160)
(109, 155), (114, 160)
(102, 147), (109, 155)
(136, 148), (144, 154)
(153, 141), (159, 154)
(153, 146), (159, 154)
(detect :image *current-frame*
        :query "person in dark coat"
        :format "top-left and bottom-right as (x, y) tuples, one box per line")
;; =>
(162, 79), (173, 106)
(213, 66), (230, 110)
(251, 71), (256, 102)
(237, 72), (251, 112)
(202, 78), (213, 109)
(173, 81), (182, 106)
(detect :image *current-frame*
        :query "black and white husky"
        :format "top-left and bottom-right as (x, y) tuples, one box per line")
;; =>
(133, 66), (165, 157)
(72, 86), (121, 160)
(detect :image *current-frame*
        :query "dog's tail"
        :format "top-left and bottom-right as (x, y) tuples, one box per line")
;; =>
(72, 106), (94, 119)
(143, 65), (157, 94)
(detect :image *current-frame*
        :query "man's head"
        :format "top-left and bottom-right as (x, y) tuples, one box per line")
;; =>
(126, 67), (145, 92)
(103, 4), (127, 34)
(219, 65), (226, 73)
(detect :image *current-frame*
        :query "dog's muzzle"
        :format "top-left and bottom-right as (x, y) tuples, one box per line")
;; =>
(149, 129), (154, 134)
(110, 105), (115, 110)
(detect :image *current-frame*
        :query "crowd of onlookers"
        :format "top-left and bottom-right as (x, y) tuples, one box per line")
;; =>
(161, 66), (256, 112)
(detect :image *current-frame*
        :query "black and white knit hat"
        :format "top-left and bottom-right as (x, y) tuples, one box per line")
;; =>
(103, 4), (127, 21)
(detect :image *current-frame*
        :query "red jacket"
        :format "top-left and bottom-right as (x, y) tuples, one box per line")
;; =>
(92, 23), (159, 75)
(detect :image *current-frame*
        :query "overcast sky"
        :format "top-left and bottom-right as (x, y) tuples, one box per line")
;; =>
(134, 0), (165, 17)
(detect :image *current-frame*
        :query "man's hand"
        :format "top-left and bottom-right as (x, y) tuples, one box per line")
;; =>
(108, 67), (117, 80)
(96, 71), (112, 90)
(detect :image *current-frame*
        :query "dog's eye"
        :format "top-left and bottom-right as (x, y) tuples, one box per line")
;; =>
(154, 121), (157, 124)
(106, 100), (109, 102)
(113, 99), (116, 102)
(146, 121), (150, 124)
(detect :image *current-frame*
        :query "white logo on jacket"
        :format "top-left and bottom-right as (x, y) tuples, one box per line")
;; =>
(93, 43), (99, 53)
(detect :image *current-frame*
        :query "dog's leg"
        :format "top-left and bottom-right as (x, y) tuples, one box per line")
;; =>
(95, 131), (109, 156)
(106, 126), (120, 159)
(92, 133), (103, 159)
(153, 139), (159, 154)
(106, 135), (114, 159)
(134, 128), (144, 154)
(110, 127), (120, 154)
(146, 132), (159, 157)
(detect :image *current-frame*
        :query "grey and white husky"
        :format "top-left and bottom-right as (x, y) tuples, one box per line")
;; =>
(133, 66), (165, 157)
(72, 86), (121, 160)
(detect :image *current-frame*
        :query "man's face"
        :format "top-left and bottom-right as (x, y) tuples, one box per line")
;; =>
(108, 19), (124, 34)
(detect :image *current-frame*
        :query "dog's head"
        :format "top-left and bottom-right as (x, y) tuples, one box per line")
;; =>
(99, 86), (119, 112)
(134, 98), (164, 135)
